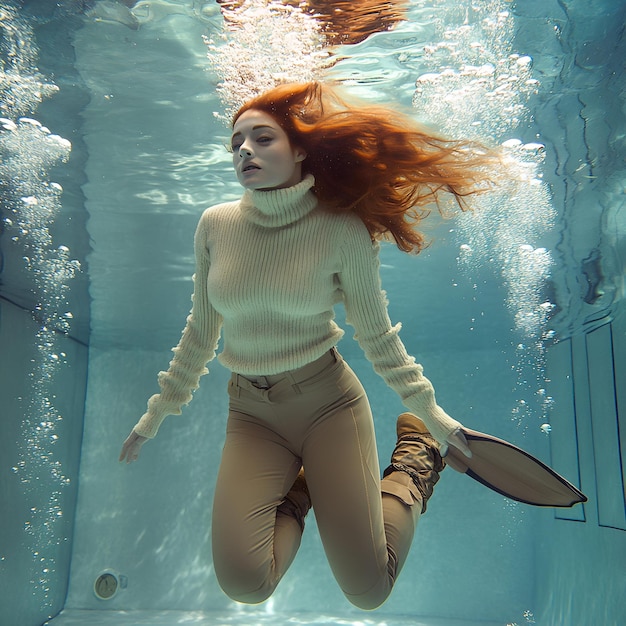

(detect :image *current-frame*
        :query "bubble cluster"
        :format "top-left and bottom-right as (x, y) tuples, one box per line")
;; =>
(1, 4), (77, 615)
(458, 139), (556, 340)
(0, 5), (58, 117)
(410, 2), (554, 331)
(204, 0), (331, 121)
(458, 139), (556, 426)
(411, 0), (557, 425)
(1, 117), (78, 332)
(507, 607), (537, 625)
(413, 4), (538, 142)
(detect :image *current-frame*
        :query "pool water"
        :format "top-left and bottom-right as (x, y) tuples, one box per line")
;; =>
(1, 1), (625, 625)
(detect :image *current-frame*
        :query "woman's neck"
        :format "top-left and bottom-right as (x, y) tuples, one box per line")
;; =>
(239, 174), (317, 228)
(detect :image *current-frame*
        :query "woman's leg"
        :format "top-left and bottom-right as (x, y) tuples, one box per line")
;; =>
(302, 361), (423, 610)
(211, 408), (305, 604)
(212, 353), (437, 609)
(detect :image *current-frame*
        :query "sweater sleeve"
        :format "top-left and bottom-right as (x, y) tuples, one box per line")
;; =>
(338, 217), (463, 445)
(133, 211), (223, 438)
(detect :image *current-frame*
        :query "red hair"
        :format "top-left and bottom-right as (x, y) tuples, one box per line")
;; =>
(219, 0), (409, 46)
(233, 82), (494, 253)
(302, 0), (408, 45)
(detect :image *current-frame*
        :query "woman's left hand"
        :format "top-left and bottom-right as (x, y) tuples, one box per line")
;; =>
(119, 430), (148, 464)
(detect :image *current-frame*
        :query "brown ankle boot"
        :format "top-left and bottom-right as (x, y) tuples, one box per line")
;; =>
(383, 413), (445, 513)
(277, 469), (311, 532)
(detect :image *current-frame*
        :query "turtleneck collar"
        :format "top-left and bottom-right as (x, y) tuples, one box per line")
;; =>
(239, 174), (317, 228)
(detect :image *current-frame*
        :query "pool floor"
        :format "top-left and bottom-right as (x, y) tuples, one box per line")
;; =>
(45, 609), (501, 626)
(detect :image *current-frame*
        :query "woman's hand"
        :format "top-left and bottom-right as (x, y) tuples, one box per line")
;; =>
(119, 430), (149, 464)
(440, 428), (472, 459)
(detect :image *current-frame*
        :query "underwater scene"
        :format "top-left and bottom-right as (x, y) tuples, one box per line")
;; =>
(1, 1), (625, 625)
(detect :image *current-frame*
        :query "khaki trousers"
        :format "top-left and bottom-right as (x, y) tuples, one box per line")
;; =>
(211, 349), (421, 610)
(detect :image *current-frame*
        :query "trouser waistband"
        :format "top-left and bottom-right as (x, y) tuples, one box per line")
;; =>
(234, 348), (339, 390)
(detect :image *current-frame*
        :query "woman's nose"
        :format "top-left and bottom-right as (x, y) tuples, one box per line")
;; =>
(238, 142), (253, 157)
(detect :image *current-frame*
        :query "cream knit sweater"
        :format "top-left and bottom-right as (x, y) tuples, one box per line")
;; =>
(133, 175), (462, 444)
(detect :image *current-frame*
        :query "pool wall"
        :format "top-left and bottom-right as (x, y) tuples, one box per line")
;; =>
(1, 6), (91, 624)
(517, 1), (626, 622)
(0, 301), (88, 625)
(538, 309), (626, 626)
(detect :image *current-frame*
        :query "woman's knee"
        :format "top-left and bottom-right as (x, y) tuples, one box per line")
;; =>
(343, 587), (390, 611)
(340, 572), (393, 611)
(215, 566), (276, 605)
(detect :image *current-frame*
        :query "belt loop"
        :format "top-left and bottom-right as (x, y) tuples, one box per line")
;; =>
(232, 374), (241, 398)
(285, 371), (302, 395)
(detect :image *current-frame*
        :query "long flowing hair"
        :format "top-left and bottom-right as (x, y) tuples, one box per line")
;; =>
(232, 82), (494, 253)
(219, 0), (409, 46)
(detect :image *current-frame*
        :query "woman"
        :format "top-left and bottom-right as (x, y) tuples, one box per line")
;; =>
(120, 82), (490, 609)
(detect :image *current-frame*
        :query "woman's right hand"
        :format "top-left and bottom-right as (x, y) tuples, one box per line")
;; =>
(440, 428), (472, 459)
(119, 430), (149, 464)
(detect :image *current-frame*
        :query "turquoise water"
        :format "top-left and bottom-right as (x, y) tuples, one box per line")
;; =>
(1, 1), (625, 625)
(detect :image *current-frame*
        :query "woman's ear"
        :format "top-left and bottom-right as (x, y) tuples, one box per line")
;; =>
(295, 148), (307, 163)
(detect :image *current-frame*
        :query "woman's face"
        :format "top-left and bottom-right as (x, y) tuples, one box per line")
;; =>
(231, 109), (306, 191)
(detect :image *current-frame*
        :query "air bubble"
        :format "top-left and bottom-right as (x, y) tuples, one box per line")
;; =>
(416, 72), (441, 83)
(502, 138), (522, 149)
(1, 118), (17, 131)
(200, 2), (219, 17)
(523, 610), (536, 624)
(19, 117), (42, 127)
(47, 134), (71, 150)
(522, 142), (544, 153)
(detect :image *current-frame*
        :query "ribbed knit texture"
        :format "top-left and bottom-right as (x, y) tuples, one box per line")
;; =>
(133, 175), (462, 444)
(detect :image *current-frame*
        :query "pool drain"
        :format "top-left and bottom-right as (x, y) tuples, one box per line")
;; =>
(94, 570), (120, 600)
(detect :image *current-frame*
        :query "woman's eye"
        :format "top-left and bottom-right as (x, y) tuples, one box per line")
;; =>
(228, 134), (273, 152)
